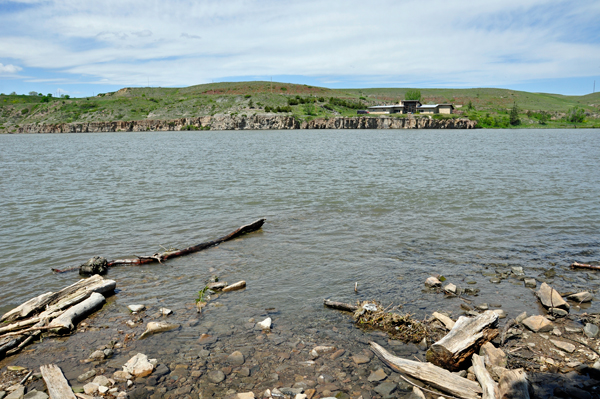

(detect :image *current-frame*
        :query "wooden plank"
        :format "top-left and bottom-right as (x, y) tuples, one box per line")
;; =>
(369, 341), (482, 399)
(40, 364), (77, 399)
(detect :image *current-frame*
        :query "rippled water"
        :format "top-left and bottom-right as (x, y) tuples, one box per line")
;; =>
(1, 129), (600, 332)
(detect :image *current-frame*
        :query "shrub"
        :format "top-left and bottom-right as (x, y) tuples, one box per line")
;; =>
(21, 108), (29, 114)
(244, 94), (251, 98)
(567, 106), (585, 123)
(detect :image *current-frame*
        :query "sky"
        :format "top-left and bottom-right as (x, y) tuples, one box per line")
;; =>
(1, 0), (599, 97)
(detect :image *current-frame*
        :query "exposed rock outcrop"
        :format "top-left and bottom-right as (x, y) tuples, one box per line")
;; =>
(14, 115), (477, 134)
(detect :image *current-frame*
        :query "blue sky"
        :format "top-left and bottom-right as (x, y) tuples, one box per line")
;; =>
(1, 0), (599, 97)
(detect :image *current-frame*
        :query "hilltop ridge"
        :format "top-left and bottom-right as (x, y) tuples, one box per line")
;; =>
(1, 81), (599, 132)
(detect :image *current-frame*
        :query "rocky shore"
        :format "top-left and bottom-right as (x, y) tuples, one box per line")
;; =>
(13, 115), (477, 134)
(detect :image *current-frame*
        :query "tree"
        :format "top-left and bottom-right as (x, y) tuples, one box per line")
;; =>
(567, 106), (585, 124)
(538, 111), (550, 125)
(405, 89), (421, 101)
(509, 103), (520, 126)
(29, 91), (38, 96)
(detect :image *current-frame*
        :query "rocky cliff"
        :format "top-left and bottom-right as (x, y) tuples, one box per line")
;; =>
(14, 115), (477, 133)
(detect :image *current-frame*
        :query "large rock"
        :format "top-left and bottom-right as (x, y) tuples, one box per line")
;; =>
(536, 283), (569, 311)
(23, 391), (48, 399)
(479, 342), (507, 368)
(123, 353), (156, 377)
(584, 323), (599, 338)
(79, 256), (108, 275)
(522, 315), (553, 332)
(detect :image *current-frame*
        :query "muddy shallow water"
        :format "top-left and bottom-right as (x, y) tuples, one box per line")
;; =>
(1, 129), (600, 398)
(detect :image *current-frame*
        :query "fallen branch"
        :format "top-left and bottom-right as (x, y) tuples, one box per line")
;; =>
(570, 262), (600, 270)
(323, 299), (358, 312)
(52, 218), (266, 273)
(369, 341), (482, 399)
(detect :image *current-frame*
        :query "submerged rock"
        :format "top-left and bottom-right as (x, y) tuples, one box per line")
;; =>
(139, 321), (180, 339)
(127, 304), (145, 313)
(425, 276), (441, 288)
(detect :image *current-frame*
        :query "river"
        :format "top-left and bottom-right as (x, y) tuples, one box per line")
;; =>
(1, 129), (599, 397)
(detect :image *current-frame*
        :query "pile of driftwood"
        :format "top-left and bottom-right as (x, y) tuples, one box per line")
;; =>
(325, 299), (530, 398)
(0, 275), (116, 360)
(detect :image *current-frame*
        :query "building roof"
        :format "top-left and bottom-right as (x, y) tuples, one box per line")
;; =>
(418, 105), (439, 109)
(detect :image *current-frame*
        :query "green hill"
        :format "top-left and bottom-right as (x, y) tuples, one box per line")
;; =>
(1, 82), (599, 132)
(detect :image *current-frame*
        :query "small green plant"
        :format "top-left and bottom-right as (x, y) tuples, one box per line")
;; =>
(196, 286), (209, 303)
(567, 106), (585, 124)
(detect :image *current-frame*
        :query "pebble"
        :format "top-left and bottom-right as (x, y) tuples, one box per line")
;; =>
(257, 317), (272, 331)
(551, 340), (576, 353)
(159, 307), (173, 315)
(425, 276), (441, 288)
(351, 355), (370, 365)
(524, 278), (537, 288)
(374, 382), (397, 397)
(123, 353), (156, 377)
(367, 368), (387, 382)
(128, 304), (146, 313)
(208, 370), (225, 383)
(493, 309), (507, 319)
(113, 371), (132, 382)
(585, 323), (599, 338)
(443, 283), (457, 294)
(228, 351), (245, 366)
(77, 370), (97, 382)
(23, 391), (48, 399)
(83, 382), (99, 394)
(88, 350), (106, 360)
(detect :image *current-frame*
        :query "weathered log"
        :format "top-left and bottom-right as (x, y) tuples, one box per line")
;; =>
(369, 341), (482, 399)
(497, 369), (530, 399)
(1, 275), (115, 323)
(570, 262), (600, 270)
(107, 218), (266, 267)
(40, 364), (77, 399)
(426, 310), (499, 371)
(222, 280), (246, 292)
(472, 353), (498, 399)
(323, 299), (358, 312)
(48, 292), (106, 333)
(536, 282), (569, 312)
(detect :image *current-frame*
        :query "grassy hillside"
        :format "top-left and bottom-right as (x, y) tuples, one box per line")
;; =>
(1, 82), (599, 132)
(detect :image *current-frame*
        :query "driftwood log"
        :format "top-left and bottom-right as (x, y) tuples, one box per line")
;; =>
(570, 262), (600, 270)
(0, 275), (115, 359)
(40, 364), (77, 399)
(323, 299), (358, 312)
(498, 369), (530, 399)
(369, 341), (482, 399)
(472, 353), (498, 399)
(1, 274), (115, 323)
(426, 310), (499, 371)
(48, 292), (106, 333)
(52, 218), (266, 273)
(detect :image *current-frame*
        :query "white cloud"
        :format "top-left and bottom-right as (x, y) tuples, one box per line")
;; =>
(0, 0), (599, 89)
(0, 63), (22, 74)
